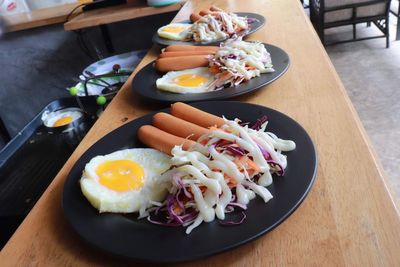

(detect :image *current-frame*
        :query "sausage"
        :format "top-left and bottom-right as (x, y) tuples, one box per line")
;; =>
(210, 5), (223, 12)
(199, 10), (219, 16)
(199, 10), (210, 16)
(155, 55), (209, 72)
(138, 125), (195, 155)
(170, 102), (225, 128)
(165, 45), (219, 53)
(159, 50), (215, 58)
(190, 12), (202, 22)
(152, 112), (208, 140)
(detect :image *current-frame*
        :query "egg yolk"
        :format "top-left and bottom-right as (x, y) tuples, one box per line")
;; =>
(162, 26), (187, 33)
(173, 74), (208, 87)
(96, 160), (144, 192)
(53, 116), (73, 127)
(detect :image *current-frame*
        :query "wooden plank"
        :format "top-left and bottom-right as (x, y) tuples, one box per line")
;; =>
(63, 1), (184, 31)
(1, 0), (400, 266)
(3, 3), (79, 32)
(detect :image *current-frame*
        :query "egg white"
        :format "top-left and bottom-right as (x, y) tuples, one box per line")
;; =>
(80, 148), (172, 213)
(157, 23), (192, 41)
(43, 109), (83, 128)
(156, 67), (216, 94)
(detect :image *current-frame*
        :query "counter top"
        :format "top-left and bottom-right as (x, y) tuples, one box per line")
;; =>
(3, 3), (78, 32)
(64, 0), (184, 31)
(1, 0), (400, 265)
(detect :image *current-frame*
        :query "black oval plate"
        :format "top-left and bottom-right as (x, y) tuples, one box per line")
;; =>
(132, 44), (289, 104)
(62, 101), (317, 263)
(152, 12), (265, 47)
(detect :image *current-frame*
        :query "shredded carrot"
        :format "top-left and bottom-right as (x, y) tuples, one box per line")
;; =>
(207, 71), (233, 91)
(234, 156), (247, 168)
(219, 71), (232, 79)
(246, 157), (261, 172)
(173, 205), (183, 215)
(234, 155), (261, 174)
(209, 64), (221, 74)
(223, 173), (237, 188)
(228, 179), (238, 188)
(227, 181), (237, 188)
(218, 140), (231, 146)
(199, 138), (209, 145)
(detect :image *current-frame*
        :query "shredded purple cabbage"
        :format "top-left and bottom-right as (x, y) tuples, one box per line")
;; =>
(172, 173), (192, 198)
(167, 194), (184, 224)
(268, 160), (285, 176)
(226, 145), (246, 156)
(227, 202), (248, 210)
(219, 211), (247, 226)
(247, 18), (260, 24)
(251, 115), (268, 131)
(257, 143), (271, 160)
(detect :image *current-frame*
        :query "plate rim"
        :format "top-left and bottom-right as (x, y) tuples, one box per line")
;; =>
(62, 101), (317, 263)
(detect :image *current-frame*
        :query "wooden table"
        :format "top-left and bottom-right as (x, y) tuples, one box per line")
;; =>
(63, 0), (184, 31)
(2, 0), (400, 265)
(2, 3), (79, 32)
(2, 0), (182, 33)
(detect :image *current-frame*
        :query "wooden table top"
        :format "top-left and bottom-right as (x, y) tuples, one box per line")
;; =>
(64, 0), (184, 31)
(3, 3), (79, 32)
(2, 0), (182, 33)
(2, 0), (400, 265)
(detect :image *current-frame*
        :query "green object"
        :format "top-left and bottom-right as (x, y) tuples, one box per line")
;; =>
(96, 95), (107, 106)
(69, 86), (78, 96)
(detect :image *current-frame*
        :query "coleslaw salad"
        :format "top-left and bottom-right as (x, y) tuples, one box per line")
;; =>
(141, 116), (296, 234)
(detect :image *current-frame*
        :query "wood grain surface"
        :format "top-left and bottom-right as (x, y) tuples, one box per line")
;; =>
(64, 0), (184, 31)
(2, 0), (400, 266)
(4, 3), (79, 32)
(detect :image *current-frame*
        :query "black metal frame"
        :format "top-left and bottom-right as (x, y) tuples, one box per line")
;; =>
(310, 0), (391, 47)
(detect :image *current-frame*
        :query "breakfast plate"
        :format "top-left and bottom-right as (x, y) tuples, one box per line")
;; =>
(152, 12), (265, 47)
(73, 51), (146, 97)
(132, 43), (289, 103)
(62, 101), (317, 263)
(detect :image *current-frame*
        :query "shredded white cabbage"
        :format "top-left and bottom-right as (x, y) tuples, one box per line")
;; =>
(190, 12), (248, 42)
(208, 40), (275, 90)
(165, 117), (295, 234)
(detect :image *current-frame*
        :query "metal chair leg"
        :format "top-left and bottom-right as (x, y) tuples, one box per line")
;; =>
(387, 34), (390, 48)
(387, 19), (390, 48)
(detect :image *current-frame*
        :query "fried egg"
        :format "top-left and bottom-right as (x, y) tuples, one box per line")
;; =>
(80, 148), (172, 213)
(42, 108), (83, 128)
(157, 23), (192, 41)
(156, 67), (215, 93)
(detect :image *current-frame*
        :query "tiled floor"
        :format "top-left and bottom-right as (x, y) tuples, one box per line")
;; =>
(323, 10), (400, 205)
